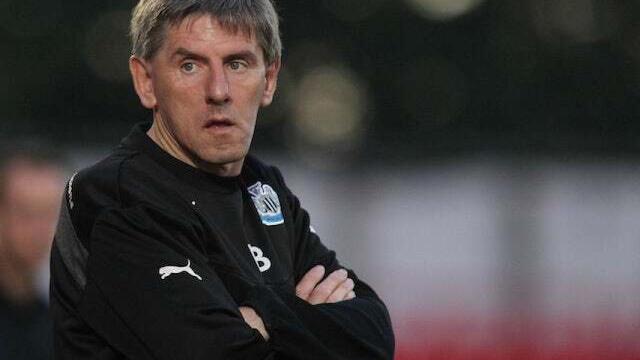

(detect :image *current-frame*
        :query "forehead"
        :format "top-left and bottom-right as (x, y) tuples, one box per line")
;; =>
(162, 14), (260, 54)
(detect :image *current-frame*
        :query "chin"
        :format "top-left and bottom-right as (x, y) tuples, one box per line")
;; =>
(199, 146), (248, 167)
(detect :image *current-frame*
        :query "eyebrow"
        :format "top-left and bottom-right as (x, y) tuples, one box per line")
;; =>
(223, 50), (259, 65)
(171, 47), (208, 63)
(170, 47), (260, 66)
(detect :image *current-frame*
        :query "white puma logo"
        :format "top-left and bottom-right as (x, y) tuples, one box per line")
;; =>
(159, 259), (202, 281)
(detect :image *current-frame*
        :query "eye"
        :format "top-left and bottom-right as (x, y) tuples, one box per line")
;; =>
(181, 61), (197, 73)
(228, 60), (248, 72)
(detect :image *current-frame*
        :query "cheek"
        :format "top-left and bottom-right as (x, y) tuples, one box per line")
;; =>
(236, 80), (267, 118)
(156, 73), (201, 109)
(157, 85), (204, 132)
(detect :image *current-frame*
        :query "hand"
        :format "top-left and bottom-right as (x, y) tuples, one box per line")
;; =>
(295, 265), (356, 305)
(239, 306), (270, 341)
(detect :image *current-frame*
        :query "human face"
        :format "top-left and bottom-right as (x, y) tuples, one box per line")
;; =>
(130, 15), (280, 176)
(0, 162), (63, 272)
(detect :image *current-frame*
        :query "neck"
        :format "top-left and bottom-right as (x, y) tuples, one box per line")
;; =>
(147, 117), (242, 177)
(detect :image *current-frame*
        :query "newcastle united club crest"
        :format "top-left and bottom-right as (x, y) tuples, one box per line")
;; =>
(247, 182), (284, 226)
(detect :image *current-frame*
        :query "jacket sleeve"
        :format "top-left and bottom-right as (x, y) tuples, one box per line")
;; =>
(265, 167), (396, 360)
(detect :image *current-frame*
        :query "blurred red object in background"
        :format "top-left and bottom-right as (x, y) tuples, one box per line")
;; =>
(395, 312), (640, 360)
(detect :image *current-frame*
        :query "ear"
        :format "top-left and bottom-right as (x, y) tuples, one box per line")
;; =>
(129, 56), (157, 109)
(261, 57), (281, 107)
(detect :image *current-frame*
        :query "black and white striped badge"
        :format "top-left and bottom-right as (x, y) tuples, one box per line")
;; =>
(247, 181), (284, 226)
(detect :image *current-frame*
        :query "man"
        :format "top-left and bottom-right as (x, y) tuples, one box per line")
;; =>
(0, 143), (65, 360)
(50, 1), (395, 359)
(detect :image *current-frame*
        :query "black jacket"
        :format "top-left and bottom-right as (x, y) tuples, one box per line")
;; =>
(50, 123), (394, 359)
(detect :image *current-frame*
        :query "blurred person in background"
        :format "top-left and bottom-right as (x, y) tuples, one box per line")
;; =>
(50, 0), (394, 359)
(0, 142), (65, 360)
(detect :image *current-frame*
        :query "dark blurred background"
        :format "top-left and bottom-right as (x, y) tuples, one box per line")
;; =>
(1, 1), (639, 359)
(3, 0), (640, 158)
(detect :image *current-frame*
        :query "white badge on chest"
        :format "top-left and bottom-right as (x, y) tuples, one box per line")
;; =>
(247, 181), (284, 226)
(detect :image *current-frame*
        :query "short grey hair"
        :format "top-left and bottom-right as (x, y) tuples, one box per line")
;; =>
(130, 0), (282, 64)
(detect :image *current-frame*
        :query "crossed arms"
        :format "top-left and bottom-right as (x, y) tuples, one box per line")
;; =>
(240, 265), (357, 340)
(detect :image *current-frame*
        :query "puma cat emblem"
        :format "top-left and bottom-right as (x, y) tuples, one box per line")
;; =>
(159, 259), (202, 281)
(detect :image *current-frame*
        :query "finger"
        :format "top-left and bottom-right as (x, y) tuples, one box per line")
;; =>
(308, 268), (348, 305)
(345, 290), (356, 300)
(295, 265), (325, 301)
(238, 306), (269, 341)
(239, 306), (252, 321)
(326, 278), (355, 303)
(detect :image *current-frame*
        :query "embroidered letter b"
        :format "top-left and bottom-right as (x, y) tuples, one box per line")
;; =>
(248, 245), (271, 273)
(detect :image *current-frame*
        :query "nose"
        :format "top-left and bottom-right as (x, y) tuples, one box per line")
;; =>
(206, 65), (231, 105)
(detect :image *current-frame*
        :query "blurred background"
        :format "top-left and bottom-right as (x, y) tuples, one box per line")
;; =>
(1, 0), (640, 359)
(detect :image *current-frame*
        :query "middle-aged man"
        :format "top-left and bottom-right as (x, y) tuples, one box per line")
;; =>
(50, 0), (395, 359)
